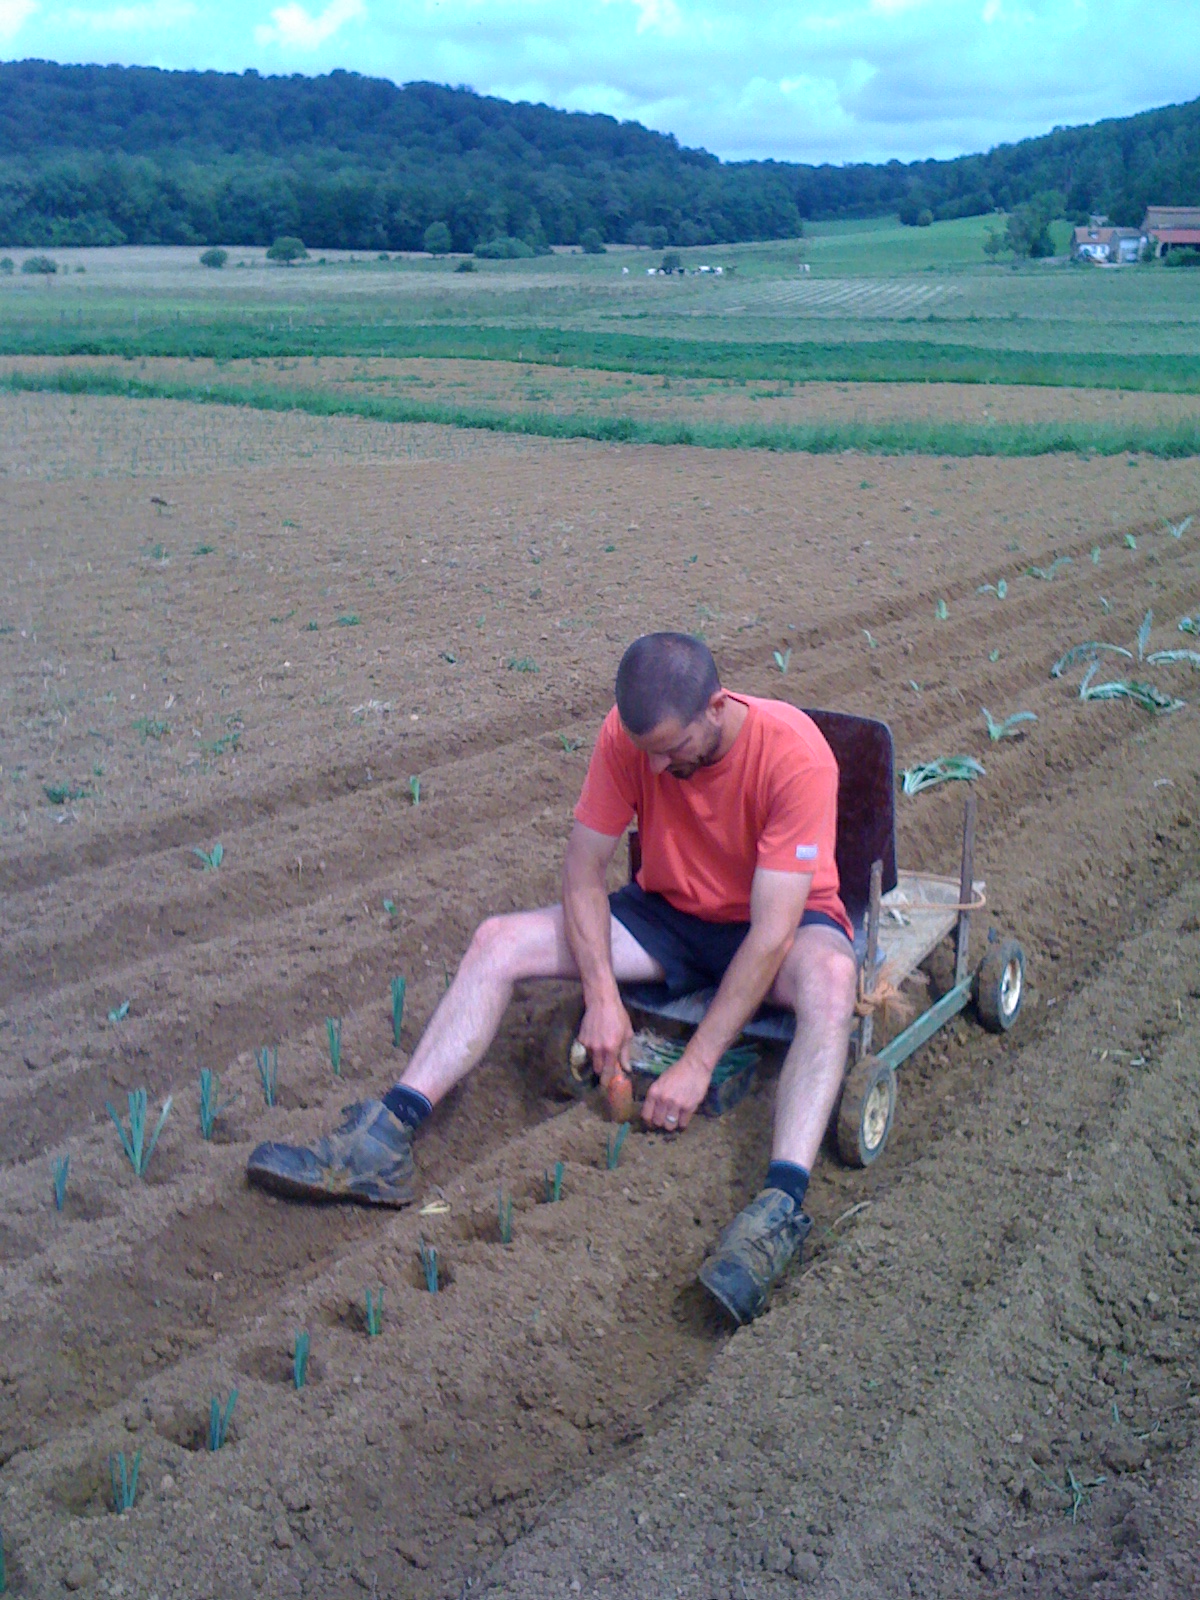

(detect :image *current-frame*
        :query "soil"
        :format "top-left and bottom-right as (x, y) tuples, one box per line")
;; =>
(1, 388), (1199, 1599)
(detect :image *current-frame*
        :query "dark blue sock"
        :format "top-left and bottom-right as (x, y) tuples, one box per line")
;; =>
(383, 1084), (432, 1131)
(765, 1159), (810, 1208)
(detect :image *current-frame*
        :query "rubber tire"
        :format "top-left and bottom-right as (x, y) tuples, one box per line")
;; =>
(975, 938), (1026, 1033)
(835, 1055), (897, 1169)
(541, 994), (590, 1099)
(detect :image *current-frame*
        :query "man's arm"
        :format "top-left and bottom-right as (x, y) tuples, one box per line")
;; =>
(642, 866), (812, 1130)
(562, 821), (634, 1083)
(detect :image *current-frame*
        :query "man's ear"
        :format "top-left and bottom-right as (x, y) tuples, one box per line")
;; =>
(706, 687), (728, 718)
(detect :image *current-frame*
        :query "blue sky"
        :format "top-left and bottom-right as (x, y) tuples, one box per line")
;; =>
(2, 1), (1197, 164)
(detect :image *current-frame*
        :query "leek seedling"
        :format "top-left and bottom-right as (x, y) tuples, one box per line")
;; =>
(628, 1030), (757, 1088)
(1026, 557), (1071, 580)
(1078, 662), (1184, 713)
(198, 1069), (231, 1139)
(408, 776), (421, 805)
(1179, 616), (1200, 637)
(863, 629), (877, 647)
(325, 1018), (342, 1076)
(1165, 516), (1192, 539)
(1147, 648), (1200, 667)
(418, 1239), (439, 1292)
(1091, 546), (1101, 564)
(543, 1161), (564, 1203)
(1125, 534), (1137, 550)
(257, 1045), (279, 1107)
(208, 1389), (237, 1451)
(772, 648), (791, 674)
(192, 841), (224, 871)
(982, 708), (1037, 742)
(975, 579), (1007, 599)
(390, 976), (406, 1048)
(988, 649), (1001, 663)
(1137, 610), (1153, 662)
(109, 1449), (141, 1512)
(107, 999), (130, 1025)
(365, 1288), (384, 1336)
(1050, 642), (1132, 679)
(106, 1089), (172, 1179)
(605, 1124), (628, 1170)
(293, 1331), (310, 1390)
(557, 734), (583, 752)
(498, 1189), (513, 1244)
(383, 897), (397, 916)
(900, 756), (985, 795)
(52, 1154), (69, 1211)
(935, 599), (948, 620)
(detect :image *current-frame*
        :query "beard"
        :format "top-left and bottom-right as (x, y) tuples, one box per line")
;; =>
(667, 722), (723, 779)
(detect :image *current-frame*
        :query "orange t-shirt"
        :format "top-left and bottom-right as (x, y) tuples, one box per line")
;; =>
(574, 694), (850, 938)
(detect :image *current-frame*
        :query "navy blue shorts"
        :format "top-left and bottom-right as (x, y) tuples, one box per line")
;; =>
(609, 881), (851, 998)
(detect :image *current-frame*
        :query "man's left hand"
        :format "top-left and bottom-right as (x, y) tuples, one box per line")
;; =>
(642, 1051), (713, 1132)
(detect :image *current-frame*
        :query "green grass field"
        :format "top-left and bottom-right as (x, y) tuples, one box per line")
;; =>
(4, 216), (1200, 453)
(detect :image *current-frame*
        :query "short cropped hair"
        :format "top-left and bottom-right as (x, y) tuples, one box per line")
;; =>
(615, 633), (720, 736)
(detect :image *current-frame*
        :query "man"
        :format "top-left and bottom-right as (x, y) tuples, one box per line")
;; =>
(248, 632), (859, 1323)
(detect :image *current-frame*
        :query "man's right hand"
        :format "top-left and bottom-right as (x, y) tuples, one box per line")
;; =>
(577, 990), (634, 1085)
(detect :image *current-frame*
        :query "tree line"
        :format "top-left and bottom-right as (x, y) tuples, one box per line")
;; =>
(0, 61), (1197, 250)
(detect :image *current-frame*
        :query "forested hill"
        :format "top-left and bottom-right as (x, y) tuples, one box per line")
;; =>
(1, 60), (1198, 251)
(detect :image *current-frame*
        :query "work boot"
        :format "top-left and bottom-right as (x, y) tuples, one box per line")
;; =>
(698, 1188), (812, 1325)
(246, 1100), (416, 1207)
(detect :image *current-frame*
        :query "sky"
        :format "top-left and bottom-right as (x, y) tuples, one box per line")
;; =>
(1, 1), (1197, 166)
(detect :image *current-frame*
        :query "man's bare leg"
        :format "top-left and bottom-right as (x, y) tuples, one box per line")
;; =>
(399, 905), (662, 1106)
(767, 923), (859, 1171)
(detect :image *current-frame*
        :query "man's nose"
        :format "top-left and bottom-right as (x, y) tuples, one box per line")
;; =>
(648, 752), (672, 774)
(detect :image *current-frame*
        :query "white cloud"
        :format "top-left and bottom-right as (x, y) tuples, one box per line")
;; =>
(0, 0), (36, 41)
(64, 0), (195, 29)
(603, 0), (682, 38)
(255, 0), (365, 50)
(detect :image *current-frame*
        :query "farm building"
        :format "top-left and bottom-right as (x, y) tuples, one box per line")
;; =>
(1141, 205), (1200, 257)
(1071, 219), (1141, 263)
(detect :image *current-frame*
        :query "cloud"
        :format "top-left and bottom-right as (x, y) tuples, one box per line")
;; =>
(0, 0), (36, 41)
(255, 0), (365, 51)
(64, 0), (195, 29)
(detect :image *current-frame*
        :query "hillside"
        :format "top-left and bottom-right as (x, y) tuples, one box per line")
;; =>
(0, 60), (1198, 251)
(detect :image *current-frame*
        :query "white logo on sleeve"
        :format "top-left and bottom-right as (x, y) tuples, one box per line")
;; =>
(795, 844), (818, 861)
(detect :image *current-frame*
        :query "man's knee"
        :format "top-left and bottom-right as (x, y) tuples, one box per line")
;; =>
(463, 907), (567, 983)
(780, 937), (857, 1024)
(464, 912), (521, 975)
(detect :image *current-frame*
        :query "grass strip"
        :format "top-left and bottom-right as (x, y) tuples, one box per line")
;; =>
(6, 320), (1200, 392)
(6, 366), (1200, 457)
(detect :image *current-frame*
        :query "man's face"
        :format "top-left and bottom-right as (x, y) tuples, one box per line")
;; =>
(628, 702), (723, 779)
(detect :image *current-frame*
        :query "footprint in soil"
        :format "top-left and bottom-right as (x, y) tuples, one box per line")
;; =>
(48, 1455), (117, 1518)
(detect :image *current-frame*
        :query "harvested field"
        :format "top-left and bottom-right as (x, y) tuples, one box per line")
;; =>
(2, 390), (1200, 1599)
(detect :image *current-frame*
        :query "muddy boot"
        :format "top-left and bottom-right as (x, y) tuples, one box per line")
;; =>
(246, 1100), (416, 1207)
(698, 1188), (812, 1325)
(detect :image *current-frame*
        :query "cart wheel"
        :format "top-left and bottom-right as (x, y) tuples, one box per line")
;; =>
(835, 1055), (896, 1169)
(975, 938), (1025, 1033)
(541, 994), (591, 1098)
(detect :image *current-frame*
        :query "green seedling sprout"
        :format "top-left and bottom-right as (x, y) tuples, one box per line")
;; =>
(498, 1189), (513, 1244)
(198, 1069), (232, 1139)
(1125, 534), (1138, 550)
(1078, 662), (1184, 713)
(336, 613), (360, 626)
(257, 1045), (279, 1107)
(390, 976), (406, 1047)
(1147, 648), (1200, 667)
(1137, 609), (1153, 661)
(1179, 615), (1200, 637)
(44, 782), (90, 805)
(605, 1124), (628, 1170)
(1050, 642), (1132, 679)
(543, 1160), (564, 1203)
(507, 657), (539, 672)
(107, 999), (130, 1025)
(900, 756), (985, 796)
(325, 1017), (343, 1075)
(106, 1089), (172, 1179)
(772, 647), (791, 674)
(1091, 546), (1101, 564)
(52, 1154), (69, 1211)
(935, 599), (948, 620)
(293, 1331), (310, 1390)
(863, 629), (877, 647)
(1165, 516), (1192, 539)
(982, 708), (1037, 742)
(975, 579), (1007, 599)
(418, 1239), (439, 1292)
(365, 1288), (384, 1336)
(988, 649), (1001, 662)
(408, 776), (421, 805)
(1025, 557), (1071, 580)
(383, 897), (397, 916)
(192, 841), (223, 871)
(208, 1389), (237, 1451)
(109, 1449), (141, 1513)
(557, 733), (583, 752)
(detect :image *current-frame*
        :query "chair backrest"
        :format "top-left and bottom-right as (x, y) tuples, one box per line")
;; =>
(803, 709), (897, 931)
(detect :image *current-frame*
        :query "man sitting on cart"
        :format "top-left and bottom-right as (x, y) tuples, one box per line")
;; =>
(248, 632), (859, 1323)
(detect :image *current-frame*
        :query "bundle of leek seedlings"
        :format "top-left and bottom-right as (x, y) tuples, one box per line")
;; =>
(627, 1029), (758, 1088)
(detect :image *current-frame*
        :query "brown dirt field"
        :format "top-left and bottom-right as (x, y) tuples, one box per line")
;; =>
(2, 391), (1200, 1599)
(11, 354), (1200, 431)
